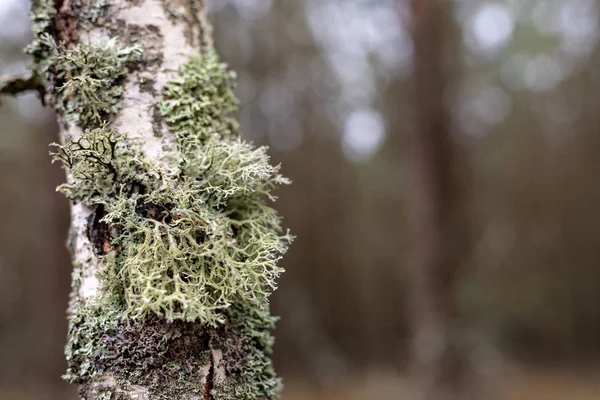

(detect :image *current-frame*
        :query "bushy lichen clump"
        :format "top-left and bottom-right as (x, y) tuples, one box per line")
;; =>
(53, 48), (290, 326)
(54, 49), (290, 398)
(158, 49), (240, 141)
(45, 36), (142, 127)
(28, 0), (140, 127)
(54, 128), (290, 328)
(35, 0), (290, 389)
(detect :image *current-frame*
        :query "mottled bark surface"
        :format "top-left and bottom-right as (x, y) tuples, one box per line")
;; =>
(28, 1), (287, 399)
(51, 1), (213, 398)
(53, 0), (209, 308)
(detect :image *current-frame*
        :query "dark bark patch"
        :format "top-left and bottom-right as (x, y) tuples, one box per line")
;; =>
(151, 104), (163, 137)
(54, 0), (79, 46)
(204, 346), (214, 400)
(87, 204), (115, 256)
(120, 23), (165, 69)
(161, 0), (204, 48)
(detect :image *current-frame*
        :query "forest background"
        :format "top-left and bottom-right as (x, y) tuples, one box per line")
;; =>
(2, 0), (600, 399)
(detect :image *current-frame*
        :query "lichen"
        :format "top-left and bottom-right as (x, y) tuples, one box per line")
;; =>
(26, 0), (57, 79)
(158, 49), (240, 142)
(42, 36), (142, 127)
(65, 296), (211, 398)
(41, 8), (290, 393)
(63, 297), (122, 384)
(52, 50), (291, 327)
(27, 0), (140, 126)
(27, 0), (111, 86)
(212, 302), (283, 400)
(64, 297), (281, 399)
(83, 0), (109, 25)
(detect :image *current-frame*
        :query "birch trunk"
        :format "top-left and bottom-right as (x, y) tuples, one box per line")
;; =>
(24, 1), (289, 399)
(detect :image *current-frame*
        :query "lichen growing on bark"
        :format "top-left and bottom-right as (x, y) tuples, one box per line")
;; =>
(30, 0), (289, 398)
(64, 296), (212, 399)
(51, 48), (289, 399)
(212, 302), (283, 400)
(63, 298), (282, 400)
(46, 37), (142, 127)
(52, 61), (291, 324)
(27, 1), (140, 127)
(26, 0), (56, 77)
(158, 49), (240, 141)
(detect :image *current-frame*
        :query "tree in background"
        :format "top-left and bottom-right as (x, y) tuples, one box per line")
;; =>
(2, 0), (291, 398)
(407, 1), (466, 399)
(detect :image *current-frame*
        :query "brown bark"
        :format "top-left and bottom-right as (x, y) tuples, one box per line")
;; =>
(406, 1), (463, 399)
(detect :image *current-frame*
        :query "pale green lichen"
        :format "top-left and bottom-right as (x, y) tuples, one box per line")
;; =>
(63, 297), (122, 384)
(158, 49), (240, 142)
(47, 29), (289, 396)
(64, 295), (212, 399)
(42, 36), (142, 127)
(27, 0), (112, 90)
(27, 0), (140, 126)
(26, 0), (56, 79)
(52, 50), (291, 327)
(213, 302), (282, 400)
(84, 0), (109, 25)
(51, 124), (151, 204)
(64, 297), (281, 399)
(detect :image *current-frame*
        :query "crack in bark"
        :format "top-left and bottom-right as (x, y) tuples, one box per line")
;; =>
(204, 354), (214, 400)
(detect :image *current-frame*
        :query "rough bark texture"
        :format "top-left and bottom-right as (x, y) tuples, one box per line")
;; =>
(27, 1), (289, 399)
(407, 1), (463, 400)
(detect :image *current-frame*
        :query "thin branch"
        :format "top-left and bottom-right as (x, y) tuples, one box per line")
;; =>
(0, 73), (45, 99)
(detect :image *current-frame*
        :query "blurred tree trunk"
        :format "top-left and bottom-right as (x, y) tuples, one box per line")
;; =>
(406, 1), (463, 399)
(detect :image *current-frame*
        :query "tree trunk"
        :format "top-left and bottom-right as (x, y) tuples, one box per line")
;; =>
(407, 1), (463, 399)
(24, 1), (290, 399)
